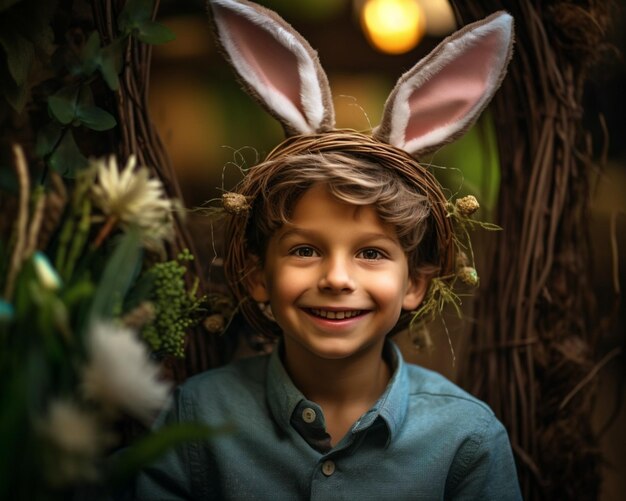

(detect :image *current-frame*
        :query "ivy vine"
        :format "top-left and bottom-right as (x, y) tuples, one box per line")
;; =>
(0, 0), (175, 179)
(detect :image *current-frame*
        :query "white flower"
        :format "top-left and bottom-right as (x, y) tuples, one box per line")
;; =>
(33, 251), (62, 290)
(91, 155), (177, 249)
(39, 399), (111, 484)
(82, 320), (172, 424)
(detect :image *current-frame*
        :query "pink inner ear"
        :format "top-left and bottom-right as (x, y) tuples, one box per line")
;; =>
(405, 30), (501, 143)
(220, 8), (304, 117)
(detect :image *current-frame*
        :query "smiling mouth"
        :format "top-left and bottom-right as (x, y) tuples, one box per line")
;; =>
(307, 308), (367, 320)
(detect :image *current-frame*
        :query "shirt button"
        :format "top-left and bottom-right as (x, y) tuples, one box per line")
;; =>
(302, 407), (316, 423)
(321, 460), (335, 476)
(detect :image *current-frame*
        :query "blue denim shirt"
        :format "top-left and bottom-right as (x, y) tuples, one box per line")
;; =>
(135, 342), (521, 500)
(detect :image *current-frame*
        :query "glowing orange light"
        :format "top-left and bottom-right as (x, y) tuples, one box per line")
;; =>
(360, 0), (425, 55)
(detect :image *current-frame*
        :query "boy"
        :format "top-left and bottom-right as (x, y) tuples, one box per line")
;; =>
(136, 1), (521, 498)
(135, 139), (521, 499)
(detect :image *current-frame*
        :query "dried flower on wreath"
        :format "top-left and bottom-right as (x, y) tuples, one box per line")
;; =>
(455, 195), (480, 216)
(222, 192), (251, 215)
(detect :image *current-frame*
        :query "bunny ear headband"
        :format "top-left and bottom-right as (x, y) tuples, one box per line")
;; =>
(208, 0), (514, 341)
(208, 0), (513, 156)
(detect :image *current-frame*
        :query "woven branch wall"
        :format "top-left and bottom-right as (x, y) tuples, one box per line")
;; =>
(92, 0), (223, 379)
(451, 1), (614, 499)
(93, 2), (614, 495)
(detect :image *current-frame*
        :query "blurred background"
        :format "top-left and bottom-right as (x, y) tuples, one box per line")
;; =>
(147, 0), (625, 498)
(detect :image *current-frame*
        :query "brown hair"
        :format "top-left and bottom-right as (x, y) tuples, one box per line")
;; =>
(224, 130), (455, 339)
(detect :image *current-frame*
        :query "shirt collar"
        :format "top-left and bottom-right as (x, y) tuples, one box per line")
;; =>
(266, 343), (305, 430)
(266, 340), (410, 445)
(350, 341), (410, 443)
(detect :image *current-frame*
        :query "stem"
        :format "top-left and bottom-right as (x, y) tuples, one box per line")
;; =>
(93, 215), (118, 249)
(4, 145), (30, 300)
(25, 187), (46, 256)
(63, 199), (93, 282)
(55, 211), (75, 275)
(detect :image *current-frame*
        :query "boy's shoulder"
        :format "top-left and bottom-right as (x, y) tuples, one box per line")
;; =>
(404, 361), (495, 418)
(176, 354), (271, 408)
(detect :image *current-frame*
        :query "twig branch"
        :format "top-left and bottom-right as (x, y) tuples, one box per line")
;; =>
(559, 347), (622, 411)
(4, 144), (31, 300)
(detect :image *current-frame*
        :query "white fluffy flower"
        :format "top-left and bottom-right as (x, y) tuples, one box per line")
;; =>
(91, 155), (176, 249)
(42, 400), (104, 456)
(39, 399), (111, 483)
(82, 321), (172, 424)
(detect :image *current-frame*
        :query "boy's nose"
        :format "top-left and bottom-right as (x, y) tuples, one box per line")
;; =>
(318, 256), (355, 293)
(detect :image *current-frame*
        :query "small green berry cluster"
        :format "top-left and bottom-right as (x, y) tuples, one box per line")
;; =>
(141, 249), (202, 357)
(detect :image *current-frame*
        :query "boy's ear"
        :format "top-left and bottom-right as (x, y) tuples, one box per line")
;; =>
(402, 276), (429, 311)
(246, 256), (270, 302)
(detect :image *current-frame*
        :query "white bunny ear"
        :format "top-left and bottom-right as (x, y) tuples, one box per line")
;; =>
(374, 11), (514, 157)
(209, 0), (335, 136)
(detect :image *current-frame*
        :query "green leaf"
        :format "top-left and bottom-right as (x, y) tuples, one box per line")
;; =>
(118, 0), (155, 34)
(78, 82), (95, 107)
(61, 280), (95, 308)
(76, 106), (117, 131)
(1, 76), (28, 113)
(11, 259), (36, 319)
(107, 422), (227, 483)
(0, 30), (34, 85)
(48, 129), (88, 178)
(79, 31), (101, 76)
(134, 20), (175, 45)
(48, 86), (80, 125)
(35, 121), (64, 157)
(124, 271), (156, 311)
(88, 228), (142, 322)
(72, 80), (116, 130)
(99, 40), (123, 91)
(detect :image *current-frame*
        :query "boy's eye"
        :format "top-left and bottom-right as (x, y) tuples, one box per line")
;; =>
(358, 249), (384, 260)
(292, 246), (318, 257)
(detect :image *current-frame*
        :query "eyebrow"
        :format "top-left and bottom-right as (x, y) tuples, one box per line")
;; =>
(277, 227), (398, 245)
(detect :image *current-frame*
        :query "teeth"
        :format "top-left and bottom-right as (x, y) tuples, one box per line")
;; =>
(310, 309), (362, 319)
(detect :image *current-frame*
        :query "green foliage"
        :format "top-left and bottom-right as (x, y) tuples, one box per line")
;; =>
(133, 21), (176, 45)
(0, 4), (206, 497)
(0, 0), (56, 112)
(48, 129), (88, 178)
(99, 41), (124, 90)
(48, 86), (80, 125)
(141, 250), (204, 358)
(118, 0), (175, 45)
(64, 31), (124, 92)
(1, 0), (174, 181)
(48, 84), (116, 131)
(0, 28), (34, 85)
(88, 228), (143, 324)
(0, 223), (208, 497)
(35, 121), (64, 158)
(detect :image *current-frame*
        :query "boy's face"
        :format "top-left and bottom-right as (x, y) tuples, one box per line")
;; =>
(249, 184), (426, 362)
